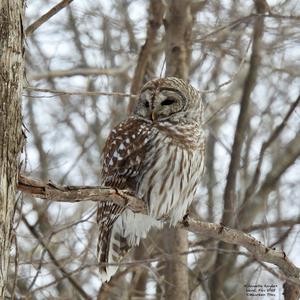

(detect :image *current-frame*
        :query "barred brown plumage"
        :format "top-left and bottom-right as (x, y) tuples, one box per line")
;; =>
(97, 77), (205, 281)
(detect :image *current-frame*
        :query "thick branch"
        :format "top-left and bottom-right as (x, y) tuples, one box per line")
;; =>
(18, 175), (146, 213)
(222, 4), (265, 226)
(18, 175), (300, 291)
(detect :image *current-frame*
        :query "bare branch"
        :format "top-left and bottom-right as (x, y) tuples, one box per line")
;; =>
(29, 64), (132, 81)
(196, 13), (300, 43)
(21, 214), (92, 300)
(258, 130), (300, 197)
(240, 130), (300, 227)
(183, 218), (300, 280)
(242, 218), (300, 232)
(26, 0), (74, 36)
(18, 175), (146, 214)
(18, 175), (300, 294)
(24, 86), (136, 98)
(242, 94), (300, 204)
(222, 4), (265, 226)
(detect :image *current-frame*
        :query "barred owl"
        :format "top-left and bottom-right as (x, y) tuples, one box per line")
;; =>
(97, 77), (205, 281)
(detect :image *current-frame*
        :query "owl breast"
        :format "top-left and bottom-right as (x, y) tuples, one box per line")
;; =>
(137, 120), (205, 224)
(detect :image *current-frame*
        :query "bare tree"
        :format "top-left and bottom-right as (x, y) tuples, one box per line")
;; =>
(1, 0), (300, 299)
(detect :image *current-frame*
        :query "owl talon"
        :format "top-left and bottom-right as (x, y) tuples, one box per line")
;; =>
(182, 211), (190, 227)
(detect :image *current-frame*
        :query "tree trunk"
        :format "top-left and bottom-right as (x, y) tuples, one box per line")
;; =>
(0, 0), (25, 297)
(163, 1), (193, 299)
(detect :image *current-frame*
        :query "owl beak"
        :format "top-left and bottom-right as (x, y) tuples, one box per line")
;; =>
(151, 111), (157, 121)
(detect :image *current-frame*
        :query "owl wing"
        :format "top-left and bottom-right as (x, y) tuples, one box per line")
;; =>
(97, 117), (155, 280)
(101, 116), (154, 191)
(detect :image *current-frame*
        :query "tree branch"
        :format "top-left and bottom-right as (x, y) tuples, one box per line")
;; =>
(17, 175), (146, 213)
(222, 2), (265, 227)
(18, 174), (300, 294)
(26, 0), (74, 36)
(29, 64), (132, 81)
(183, 219), (300, 281)
(24, 86), (136, 99)
(242, 94), (300, 205)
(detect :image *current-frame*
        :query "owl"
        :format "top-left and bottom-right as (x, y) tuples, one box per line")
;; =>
(97, 77), (205, 281)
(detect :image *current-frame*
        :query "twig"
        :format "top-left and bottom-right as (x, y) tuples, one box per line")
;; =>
(200, 36), (252, 96)
(24, 86), (136, 98)
(26, 0), (74, 36)
(21, 214), (92, 300)
(196, 13), (300, 43)
(28, 64), (132, 81)
(238, 129), (300, 233)
(242, 218), (300, 232)
(196, 14), (255, 42)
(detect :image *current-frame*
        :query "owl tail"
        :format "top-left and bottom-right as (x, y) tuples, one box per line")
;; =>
(97, 203), (163, 281)
(97, 202), (129, 282)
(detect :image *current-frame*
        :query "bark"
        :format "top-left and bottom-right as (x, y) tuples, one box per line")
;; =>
(164, 0), (193, 79)
(0, 0), (25, 297)
(128, 0), (165, 113)
(163, 1), (193, 299)
(283, 281), (300, 300)
(18, 175), (146, 213)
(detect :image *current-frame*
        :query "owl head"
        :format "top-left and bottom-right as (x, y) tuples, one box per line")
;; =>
(133, 77), (203, 123)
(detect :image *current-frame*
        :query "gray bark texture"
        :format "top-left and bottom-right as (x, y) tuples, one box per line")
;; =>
(163, 1), (193, 299)
(0, 0), (25, 297)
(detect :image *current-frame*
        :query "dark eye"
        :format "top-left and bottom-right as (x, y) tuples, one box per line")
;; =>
(161, 98), (175, 106)
(144, 101), (150, 108)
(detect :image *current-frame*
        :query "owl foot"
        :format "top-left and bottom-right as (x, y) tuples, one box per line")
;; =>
(182, 211), (190, 227)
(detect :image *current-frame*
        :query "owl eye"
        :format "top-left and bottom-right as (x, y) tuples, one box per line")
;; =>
(161, 98), (175, 106)
(144, 101), (150, 108)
